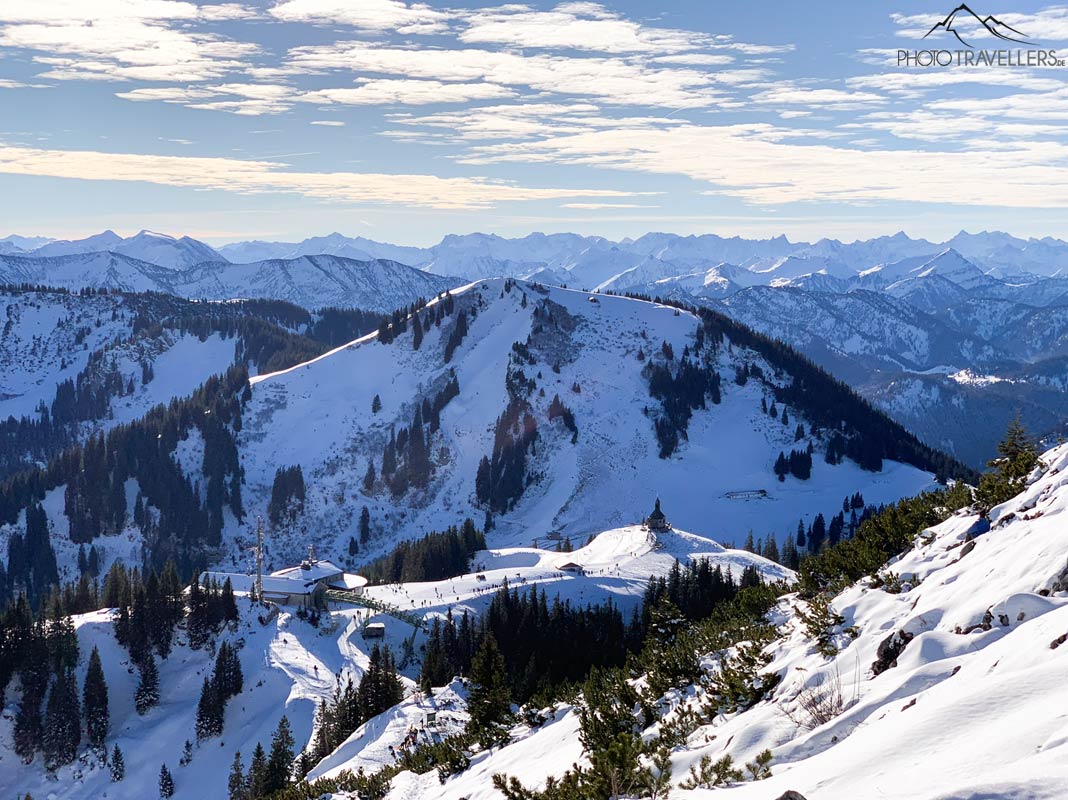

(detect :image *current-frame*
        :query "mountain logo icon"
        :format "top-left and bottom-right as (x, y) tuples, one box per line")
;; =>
(923, 3), (1033, 47)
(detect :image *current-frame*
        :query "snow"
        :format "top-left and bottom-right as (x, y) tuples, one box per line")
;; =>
(360, 525), (792, 622)
(232, 279), (935, 569)
(353, 442), (1068, 800)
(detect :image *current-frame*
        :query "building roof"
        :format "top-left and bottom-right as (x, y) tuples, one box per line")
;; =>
(202, 564), (366, 597)
(648, 497), (665, 521)
(329, 573), (369, 591)
(270, 559), (344, 582)
(556, 561), (584, 571)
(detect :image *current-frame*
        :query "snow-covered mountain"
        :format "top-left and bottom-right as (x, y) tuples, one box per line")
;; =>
(218, 232), (427, 267)
(10, 436), (1063, 799)
(230, 279), (945, 565)
(8, 226), (1068, 467)
(314, 441), (1068, 800)
(0, 252), (459, 312)
(27, 230), (224, 269)
(168, 256), (459, 312)
(0, 521), (788, 800)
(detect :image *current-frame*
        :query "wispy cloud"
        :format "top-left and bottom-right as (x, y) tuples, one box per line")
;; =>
(269, 0), (451, 33)
(0, 142), (641, 209)
(0, 1), (260, 82)
(457, 121), (1068, 208)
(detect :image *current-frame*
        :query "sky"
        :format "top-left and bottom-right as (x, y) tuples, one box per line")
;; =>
(1, 0), (1068, 246)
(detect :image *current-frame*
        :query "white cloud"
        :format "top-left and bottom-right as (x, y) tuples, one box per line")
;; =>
(117, 83), (295, 115)
(455, 121), (1068, 208)
(269, 0), (451, 33)
(0, 1), (259, 82)
(752, 86), (885, 110)
(561, 202), (659, 208)
(457, 3), (710, 54)
(0, 78), (50, 89)
(301, 78), (514, 106)
(0, 142), (639, 209)
(389, 103), (688, 143)
(284, 42), (727, 107)
(310, 120), (345, 126)
(849, 68), (1066, 97)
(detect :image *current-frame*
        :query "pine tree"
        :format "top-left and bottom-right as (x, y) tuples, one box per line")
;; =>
(83, 646), (109, 751)
(247, 743), (268, 799)
(179, 739), (194, 766)
(371, 394), (382, 414)
(362, 459), (376, 493)
(195, 677), (223, 740)
(14, 688), (44, 760)
(359, 506), (371, 544)
(977, 415), (1039, 512)
(221, 578), (239, 623)
(135, 655), (160, 714)
(228, 751), (248, 800)
(42, 670), (80, 770)
(159, 763), (175, 798)
(110, 744), (126, 781)
(264, 715), (295, 794)
(466, 634), (511, 741)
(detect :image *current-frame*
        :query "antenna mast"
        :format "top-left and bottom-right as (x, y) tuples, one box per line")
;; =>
(255, 515), (264, 603)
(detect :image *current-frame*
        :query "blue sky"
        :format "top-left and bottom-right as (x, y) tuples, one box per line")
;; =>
(1, 0), (1067, 245)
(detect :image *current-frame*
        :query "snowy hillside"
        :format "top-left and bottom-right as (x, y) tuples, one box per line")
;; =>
(0, 524), (786, 800)
(27, 230), (224, 269)
(236, 278), (939, 567)
(302, 441), (1068, 800)
(170, 256), (459, 312)
(0, 289), (238, 424)
(0, 252), (459, 312)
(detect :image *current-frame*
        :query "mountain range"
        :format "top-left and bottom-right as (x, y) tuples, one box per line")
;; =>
(3, 227), (1066, 465)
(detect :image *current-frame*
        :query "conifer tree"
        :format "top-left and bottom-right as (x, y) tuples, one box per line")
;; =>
(359, 506), (371, 544)
(466, 634), (511, 741)
(228, 751), (248, 800)
(195, 677), (223, 740)
(135, 655), (160, 714)
(83, 646), (109, 751)
(371, 394), (381, 413)
(179, 739), (194, 766)
(362, 459), (376, 493)
(264, 715), (295, 794)
(247, 743), (268, 799)
(159, 763), (175, 798)
(42, 669), (80, 770)
(977, 414), (1039, 512)
(14, 687), (44, 760)
(110, 744), (125, 781)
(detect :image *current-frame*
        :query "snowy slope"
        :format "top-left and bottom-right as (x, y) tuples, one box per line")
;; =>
(0, 524), (786, 800)
(0, 289), (239, 424)
(0, 252), (459, 312)
(343, 442), (1068, 800)
(27, 230), (224, 269)
(234, 279), (935, 567)
(170, 256), (459, 312)
(362, 525), (793, 622)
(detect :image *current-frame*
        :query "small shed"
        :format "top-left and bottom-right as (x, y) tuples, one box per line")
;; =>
(363, 622), (386, 639)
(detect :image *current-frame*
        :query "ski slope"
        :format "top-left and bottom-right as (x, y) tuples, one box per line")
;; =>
(237, 278), (935, 567)
(363, 525), (793, 620)
(342, 442), (1068, 800)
